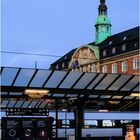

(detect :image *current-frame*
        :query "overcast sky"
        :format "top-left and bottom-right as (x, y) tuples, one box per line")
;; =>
(1, 0), (139, 69)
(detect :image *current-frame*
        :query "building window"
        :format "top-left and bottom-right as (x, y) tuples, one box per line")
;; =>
(67, 61), (70, 66)
(96, 27), (98, 32)
(109, 41), (112, 45)
(103, 50), (106, 56)
(107, 26), (109, 32)
(102, 65), (108, 73)
(134, 43), (137, 47)
(133, 58), (139, 70)
(122, 61), (127, 72)
(64, 56), (67, 59)
(103, 120), (115, 127)
(56, 64), (59, 69)
(101, 26), (105, 32)
(91, 64), (96, 72)
(122, 44), (126, 51)
(112, 47), (116, 54)
(123, 36), (127, 40)
(112, 63), (117, 73)
(62, 62), (65, 68)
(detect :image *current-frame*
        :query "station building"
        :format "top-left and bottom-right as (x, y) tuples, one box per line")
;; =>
(50, 0), (139, 75)
(1, 0), (139, 140)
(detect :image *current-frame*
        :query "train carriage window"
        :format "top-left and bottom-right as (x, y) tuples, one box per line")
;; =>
(103, 120), (115, 127)
(62, 120), (70, 128)
(120, 120), (132, 124)
(84, 120), (98, 128)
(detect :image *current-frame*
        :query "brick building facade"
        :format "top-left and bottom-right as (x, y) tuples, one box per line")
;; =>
(50, 1), (139, 75)
(100, 27), (139, 75)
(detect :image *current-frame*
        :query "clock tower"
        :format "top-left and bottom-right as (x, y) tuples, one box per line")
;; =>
(95, 0), (111, 45)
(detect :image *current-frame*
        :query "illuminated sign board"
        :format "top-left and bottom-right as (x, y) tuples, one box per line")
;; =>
(2, 117), (54, 140)
(6, 108), (49, 116)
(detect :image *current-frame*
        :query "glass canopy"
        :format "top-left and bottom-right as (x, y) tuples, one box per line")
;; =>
(0, 67), (139, 111)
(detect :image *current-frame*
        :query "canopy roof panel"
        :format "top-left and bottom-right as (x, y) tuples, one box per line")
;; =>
(0, 66), (139, 112)
(1, 67), (139, 95)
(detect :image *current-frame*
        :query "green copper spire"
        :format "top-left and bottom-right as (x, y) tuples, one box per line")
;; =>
(95, 0), (111, 45)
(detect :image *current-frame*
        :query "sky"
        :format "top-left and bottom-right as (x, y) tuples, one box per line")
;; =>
(1, 0), (139, 69)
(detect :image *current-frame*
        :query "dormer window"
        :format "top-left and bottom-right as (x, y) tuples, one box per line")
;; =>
(56, 64), (59, 69)
(123, 36), (127, 40)
(62, 63), (65, 68)
(122, 44), (126, 51)
(109, 41), (112, 45)
(112, 47), (116, 54)
(103, 50), (106, 56)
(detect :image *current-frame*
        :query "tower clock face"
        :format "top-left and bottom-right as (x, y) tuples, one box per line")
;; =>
(101, 26), (105, 32)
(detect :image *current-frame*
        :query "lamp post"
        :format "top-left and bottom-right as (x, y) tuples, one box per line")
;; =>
(65, 110), (67, 140)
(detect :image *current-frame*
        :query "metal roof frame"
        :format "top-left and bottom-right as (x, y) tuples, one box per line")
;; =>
(0, 66), (139, 111)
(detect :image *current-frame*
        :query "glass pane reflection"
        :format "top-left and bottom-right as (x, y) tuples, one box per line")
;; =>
(29, 70), (52, 87)
(7, 101), (17, 107)
(1, 68), (18, 86)
(45, 71), (67, 88)
(1, 100), (9, 107)
(22, 101), (31, 108)
(59, 71), (83, 89)
(87, 74), (105, 89)
(14, 69), (35, 86)
(29, 100), (38, 108)
(95, 74), (118, 90)
(133, 84), (139, 92)
(74, 73), (97, 89)
(14, 101), (24, 108)
(108, 75), (132, 91)
(121, 76), (139, 91)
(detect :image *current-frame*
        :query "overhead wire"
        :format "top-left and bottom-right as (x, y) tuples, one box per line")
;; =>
(0, 50), (138, 62)
(0, 51), (62, 58)
(0, 51), (96, 60)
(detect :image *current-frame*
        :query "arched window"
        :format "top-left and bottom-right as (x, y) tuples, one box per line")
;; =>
(122, 44), (126, 51)
(91, 64), (96, 72)
(103, 50), (106, 56)
(112, 47), (116, 54)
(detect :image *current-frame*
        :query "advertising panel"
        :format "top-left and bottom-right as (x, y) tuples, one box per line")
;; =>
(2, 117), (54, 140)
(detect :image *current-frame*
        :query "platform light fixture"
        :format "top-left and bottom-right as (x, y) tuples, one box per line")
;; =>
(98, 109), (108, 112)
(130, 93), (140, 97)
(25, 89), (49, 98)
(109, 101), (120, 104)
